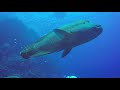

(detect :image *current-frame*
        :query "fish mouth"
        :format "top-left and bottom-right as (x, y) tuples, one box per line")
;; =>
(91, 25), (103, 37)
(95, 25), (103, 33)
(20, 52), (30, 59)
(96, 25), (102, 29)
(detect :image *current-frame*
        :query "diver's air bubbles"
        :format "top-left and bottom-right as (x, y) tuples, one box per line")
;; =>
(44, 61), (47, 63)
(13, 39), (17, 44)
(14, 42), (17, 44)
(14, 38), (17, 41)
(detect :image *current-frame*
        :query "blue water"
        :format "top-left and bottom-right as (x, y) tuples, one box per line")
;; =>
(0, 12), (120, 78)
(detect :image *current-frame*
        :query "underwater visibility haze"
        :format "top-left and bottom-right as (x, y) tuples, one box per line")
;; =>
(0, 12), (120, 78)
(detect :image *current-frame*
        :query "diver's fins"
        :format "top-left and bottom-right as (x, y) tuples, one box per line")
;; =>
(54, 29), (71, 39)
(62, 47), (72, 58)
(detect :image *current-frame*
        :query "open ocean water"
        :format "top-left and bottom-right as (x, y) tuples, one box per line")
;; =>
(0, 12), (120, 78)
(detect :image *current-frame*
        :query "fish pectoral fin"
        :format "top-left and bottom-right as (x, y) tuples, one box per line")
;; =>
(54, 29), (71, 39)
(62, 47), (72, 58)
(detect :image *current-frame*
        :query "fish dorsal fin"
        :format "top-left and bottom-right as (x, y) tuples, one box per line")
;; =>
(35, 35), (47, 43)
(54, 29), (71, 39)
(62, 47), (72, 58)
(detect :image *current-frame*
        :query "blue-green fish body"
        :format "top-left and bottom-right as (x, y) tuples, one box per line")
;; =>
(20, 20), (103, 59)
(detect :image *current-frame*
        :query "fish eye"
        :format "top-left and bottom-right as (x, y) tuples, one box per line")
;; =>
(82, 20), (90, 24)
(86, 20), (89, 23)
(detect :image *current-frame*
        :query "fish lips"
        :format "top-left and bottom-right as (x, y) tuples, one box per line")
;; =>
(95, 25), (103, 34)
(20, 52), (30, 59)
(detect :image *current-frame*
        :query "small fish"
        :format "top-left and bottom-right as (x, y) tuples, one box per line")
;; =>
(20, 20), (103, 59)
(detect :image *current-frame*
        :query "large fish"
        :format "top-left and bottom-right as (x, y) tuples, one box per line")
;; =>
(20, 20), (103, 59)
